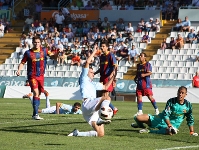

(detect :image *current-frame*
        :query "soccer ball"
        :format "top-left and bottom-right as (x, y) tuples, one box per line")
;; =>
(99, 106), (113, 120)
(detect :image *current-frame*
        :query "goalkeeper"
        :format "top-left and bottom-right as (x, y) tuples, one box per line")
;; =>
(131, 86), (198, 136)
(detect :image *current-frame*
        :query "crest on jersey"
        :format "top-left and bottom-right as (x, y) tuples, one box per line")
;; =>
(183, 109), (187, 113)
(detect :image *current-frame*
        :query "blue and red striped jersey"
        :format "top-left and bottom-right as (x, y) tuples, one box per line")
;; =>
(21, 47), (51, 77)
(136, 62), (152, 89)
(100, 52), (117, 77)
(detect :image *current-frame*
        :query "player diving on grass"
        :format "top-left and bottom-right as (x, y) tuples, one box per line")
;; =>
(68, 44), (116, 137)
(24, 90), (82, 114)
(134, 52), (159, 115)
(131, 86), (198, 136)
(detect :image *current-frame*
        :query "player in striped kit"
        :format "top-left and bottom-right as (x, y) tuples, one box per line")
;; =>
(134, 52), (159, 115)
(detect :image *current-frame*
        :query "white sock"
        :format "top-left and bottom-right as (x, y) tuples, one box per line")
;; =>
(46, 96), (50, 108)
(101, 100), (110, 108)
(77, 131), (97, 137)
(29, 96), (33, 105)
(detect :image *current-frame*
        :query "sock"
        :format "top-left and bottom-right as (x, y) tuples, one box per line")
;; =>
(32, 96), (40, 116)
(109, 103), (115, 110)
(77, 131), (97, 137)
(137, 99), (143, 111)
(46, 96), (50, 108)
(101, 100), (110, 108)
(134, 116), (145, 128)
(151, 99), (158, 109)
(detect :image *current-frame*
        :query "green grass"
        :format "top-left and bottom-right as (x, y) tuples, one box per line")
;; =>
(0, 99), (199, 150)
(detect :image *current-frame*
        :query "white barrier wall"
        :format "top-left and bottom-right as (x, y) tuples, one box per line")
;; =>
(4, 86), (82, 100)
(179, 9), (199, 21)
(4, 87), (199, 103)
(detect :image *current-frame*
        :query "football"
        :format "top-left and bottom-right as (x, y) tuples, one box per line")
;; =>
(100, 106), (113, 120)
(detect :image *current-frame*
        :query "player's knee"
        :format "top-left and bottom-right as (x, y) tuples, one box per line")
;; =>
(97, 131), (105, 137)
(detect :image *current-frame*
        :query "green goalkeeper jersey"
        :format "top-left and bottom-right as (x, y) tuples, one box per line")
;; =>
(162, 97), (194, 129)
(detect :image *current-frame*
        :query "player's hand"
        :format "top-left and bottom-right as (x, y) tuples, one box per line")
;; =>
(134, 77), (138, 84)
(190, 132), (198, 136)
(16, 70), (20, 76)
(141, 74), (145, 77)
(168, 126), (179, 135)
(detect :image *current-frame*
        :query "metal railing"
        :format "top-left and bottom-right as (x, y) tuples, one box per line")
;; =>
(58, 0), (71, 10)
(12, 0), (27, 19)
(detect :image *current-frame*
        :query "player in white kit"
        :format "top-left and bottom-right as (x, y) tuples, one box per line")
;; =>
(68, 44), (116, 137)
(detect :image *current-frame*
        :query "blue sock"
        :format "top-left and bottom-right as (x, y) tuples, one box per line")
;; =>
(137, 100), (143, 111)
(109, 103), (115, 110)
(151, 99), (158, 109)
(33, 96), (40, 116)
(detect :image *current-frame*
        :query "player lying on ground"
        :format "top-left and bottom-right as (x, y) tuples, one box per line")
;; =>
(68, 44), (116, 137)
(131, 86), (198, 136)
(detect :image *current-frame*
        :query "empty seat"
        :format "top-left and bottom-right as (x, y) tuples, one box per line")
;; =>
(167, 55), (175, 61)
(189, 67), (197, 74)
(118, 66), (127, 73)
(152, 66), (158, 73)
(153, 73), (161, 79)
(187, 49), (195, 55)
(171, 50), (179, 55)
(153, 54), (160, 60)
(165, 49), (172, 55)
(170, 32), (177, 37)
(55, 66), (63, 71)
(162, 61), (171, 67)
(149, 60), (155, 66)
(21, 70), (27, 76)
(193, 62), (199, 67)
(155, 60), (163, 66)
(7, 70), (14, 76)
(64, 71), (72, 77)
(173, 67), (180, 73)
(158, 67), (166, 73)
(5, 64), (13, 70)
(170, 61), (178, 67)
(44, 71), (50, 77)
(183, 44), (191, 49)
(159, 55), (167, 60)
(57, 71), (64, 77)
(175, 55), (182, 61)
(178, 61), (185, 67)
(1, 70), (7, 76)
(48, 65), (55, 71)
(185, 62), (193, 67)
(191, 44), (198, 49)
(169, 73), (177, 80)
(49, 71), (57, 77)
(184, 74), (192, 80)
(182, 55), (190, 61)
(71, 71), (80, 78)
(177, 74), (184, 80)
(165, 67), (173, 73)
(161, 73), (169, 79)
(139, 43), (147, 49)
(157, 49), (164, 54)
(0, 64), (5, 70)
(116, 72), (123, 79)
(149, 32), (155, 38)
(5, 58), (12, 64)
(179, 49), (186, 55)
(180, 67), (188, 73)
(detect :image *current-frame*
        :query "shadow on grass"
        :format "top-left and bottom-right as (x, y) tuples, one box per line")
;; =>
(0, 121), (85, 136)
(45, 143), (66, 145)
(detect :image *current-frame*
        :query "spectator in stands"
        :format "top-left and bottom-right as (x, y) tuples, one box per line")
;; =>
(54, 11), (65, 29)
(196, 52), (199, 62)
(165, 4), (173, 20)
(141, 32), (149, 44)
(152, 18), (160, 32)
(116, 18), (125, 32)
(128, 45), (139, 66)
(101, 1), (112, 10)
(145, 18), (154, 32)
(101, 17), (110, 29)
(193, 31), (199, 44)
(119, 4), (126, 10)
(0, 22), (4, 37)
(57, 41), (65, 66)
(174, 34), (184, 49)
(186, 29), (196, 44)
(36, 23), (44, 36)
(23, 15), (34, 32)
(137, 18), (145, 32)
(66, 28), (74, 42)
(71, 2), (79, 10)
(169, 37), (176, 49)
(180, 16), (191, 32)
(173, 18), (182, 31)
(34, 19), (39, 28)
(192, 71), (199, 88)
(34, 0), (44, 20)
(160, 38), (167, 50)
(84, 1), (93, 10)
(126, 1), (135, 10)
(125, 22), (134, 35)
(71, 53), (81, 66)
(118, 44), (129, 60)
(61, 7), (70, 17)
(83, 23), (90, 36)
(60, 34), (68, 48)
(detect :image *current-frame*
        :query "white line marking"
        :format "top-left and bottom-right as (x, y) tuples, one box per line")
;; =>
(156, 145), (199, 150)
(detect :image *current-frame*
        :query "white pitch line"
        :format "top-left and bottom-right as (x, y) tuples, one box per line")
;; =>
(156, 145), (199, 150)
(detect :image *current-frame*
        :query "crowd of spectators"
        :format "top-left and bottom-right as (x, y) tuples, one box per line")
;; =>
(18, 11), (163, 67)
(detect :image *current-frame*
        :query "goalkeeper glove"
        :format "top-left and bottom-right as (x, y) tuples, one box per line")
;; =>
(168, 126), (179, 134)
(190, 132), (198, 136)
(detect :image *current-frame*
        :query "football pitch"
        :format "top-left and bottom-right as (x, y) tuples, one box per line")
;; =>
(0, 98), (199, 150)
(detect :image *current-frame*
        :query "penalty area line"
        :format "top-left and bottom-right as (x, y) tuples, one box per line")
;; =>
(156, 145), (199, 150)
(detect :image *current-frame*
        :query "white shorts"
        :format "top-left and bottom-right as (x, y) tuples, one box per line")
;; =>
(82, 97), (101, 126)
(41, 106), (56, 114)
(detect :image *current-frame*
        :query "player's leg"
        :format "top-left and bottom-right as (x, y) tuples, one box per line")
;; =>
(131, 114), (150, 128)
(44, 90), (50, 108)
(38, 106), (56, 114)
(146, 89), (159, 115)
(136, 89), (143, 115)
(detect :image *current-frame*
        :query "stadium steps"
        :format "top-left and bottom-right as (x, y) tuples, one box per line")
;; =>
(123, 20), (176, 80)
(0, 21), (23, 64)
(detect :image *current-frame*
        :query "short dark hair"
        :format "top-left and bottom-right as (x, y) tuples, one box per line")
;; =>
(178, 86), (187, 92)
(140, 52), (147, 57)
(73, 102), (81, 107)
(100, 41), (109, 47)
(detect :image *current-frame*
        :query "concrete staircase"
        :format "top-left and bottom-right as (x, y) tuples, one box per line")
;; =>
(123, 20), (176, 80)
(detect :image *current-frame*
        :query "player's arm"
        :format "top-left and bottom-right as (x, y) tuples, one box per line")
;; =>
(16, 53), (27, 76)
(84, 44), (98, 68)
(141, 62), (152, 77)
(103, 68), (116, 90)
(192, 79), (194, 87)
